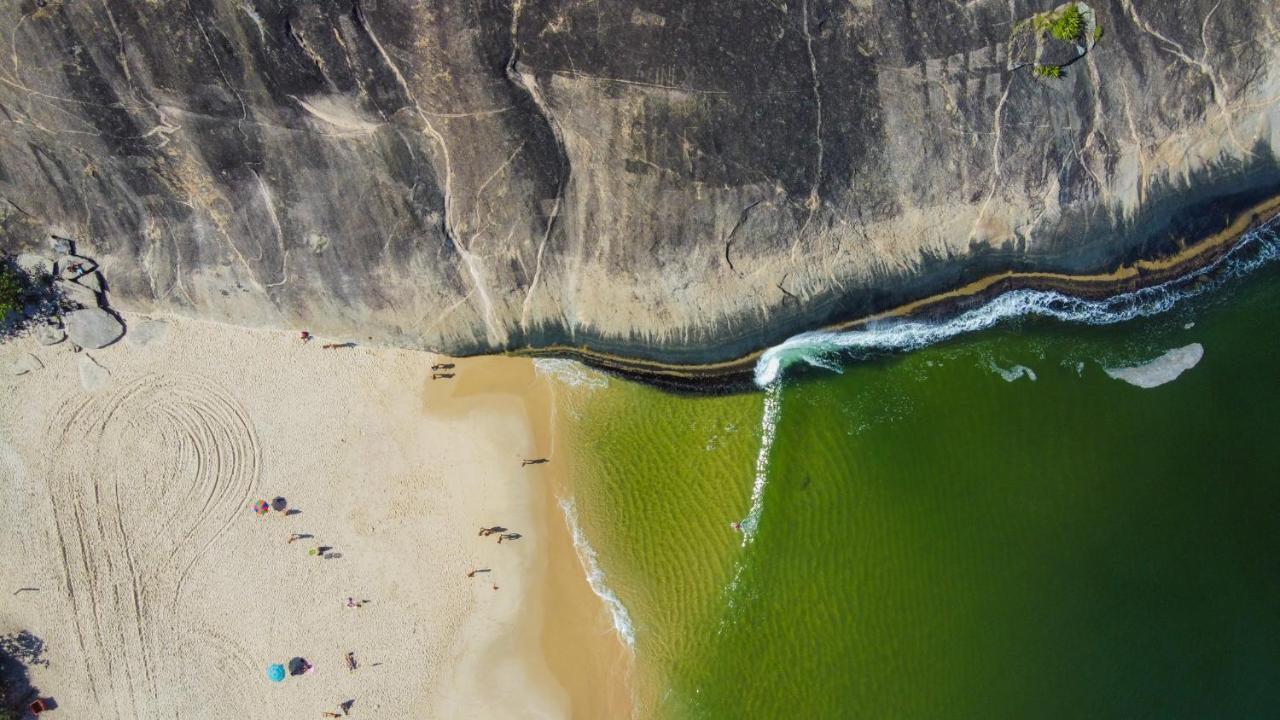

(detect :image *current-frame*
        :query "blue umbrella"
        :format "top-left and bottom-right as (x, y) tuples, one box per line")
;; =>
(267, 663), (286, 683)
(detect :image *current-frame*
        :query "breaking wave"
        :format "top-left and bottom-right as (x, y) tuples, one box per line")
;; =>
(755, 219), (1280, 387)
(534, 357), (609, 390)
(559, 497), (636, 650)
(738, 382), (783, 546)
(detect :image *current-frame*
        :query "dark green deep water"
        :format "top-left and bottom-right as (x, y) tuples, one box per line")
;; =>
(563, 254), (1280, 719)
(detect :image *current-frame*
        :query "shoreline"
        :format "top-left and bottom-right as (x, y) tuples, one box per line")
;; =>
(509, 195), (1280, 392)
(423, 356), (635, 718)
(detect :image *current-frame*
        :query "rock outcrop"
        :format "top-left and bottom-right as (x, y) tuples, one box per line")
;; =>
(0, 0), (1277, 370)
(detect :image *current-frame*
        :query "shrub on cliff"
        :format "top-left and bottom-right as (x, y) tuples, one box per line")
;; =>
(0, 260), (24, 321)
(1050, 3), (1083, 42)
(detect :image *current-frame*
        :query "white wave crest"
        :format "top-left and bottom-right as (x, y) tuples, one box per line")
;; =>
(739, 381), (783, 545)
(534, 357), (609, 390)
(558, 497), (636, 650)
(754, 221), (1280, 387)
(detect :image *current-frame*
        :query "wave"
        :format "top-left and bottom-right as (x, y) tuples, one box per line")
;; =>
(558, 496), (636, 650)
(738, 381), (783, 546)
(754, 218), (1280, 386)
(534, 357), (609, 390)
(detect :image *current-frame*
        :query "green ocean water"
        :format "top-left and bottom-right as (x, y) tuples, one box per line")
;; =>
(560, 238), (1280, 719)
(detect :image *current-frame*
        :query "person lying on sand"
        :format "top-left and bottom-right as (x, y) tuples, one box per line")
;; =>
(431, 372), (454, 380)
(521, 458), (549, 466)
(431, 363), (455, 370)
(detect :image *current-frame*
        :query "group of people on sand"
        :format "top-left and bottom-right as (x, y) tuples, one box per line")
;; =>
(470, 524), (528, 591)
(251, 495), (364, 714)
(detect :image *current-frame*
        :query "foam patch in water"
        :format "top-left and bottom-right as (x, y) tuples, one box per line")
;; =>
(988, 362), (1037, 382)
(1104, 343), (1204, 388)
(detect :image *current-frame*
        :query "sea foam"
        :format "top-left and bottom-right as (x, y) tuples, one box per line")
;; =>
(534, 357), (609, 390)
(559, 497), (636, 650)
(1104, 343), (1204, 388)
(754, 220), (1280, 386)
(739, 381), (783, 545)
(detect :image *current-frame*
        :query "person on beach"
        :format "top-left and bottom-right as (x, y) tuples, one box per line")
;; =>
(521, 458), (548, 466)
(431, 363), (455, 370)
(300, 331), (312, 343)
(346, 597), (363, 608)
(346, 652), (357, 671)
(288, 533), (303, 544)
(478, 526), (497, 536)
(432, 372), (454, 380)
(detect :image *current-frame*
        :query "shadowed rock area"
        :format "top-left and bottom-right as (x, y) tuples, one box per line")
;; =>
(0, 0), (1277, 369)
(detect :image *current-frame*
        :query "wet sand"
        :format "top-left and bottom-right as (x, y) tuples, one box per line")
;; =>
(0, 316), (629, 718)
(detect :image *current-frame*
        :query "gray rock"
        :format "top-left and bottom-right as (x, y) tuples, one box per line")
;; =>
(49, 237), (71, 255)
(127, 319), (169, 347)
(0, 0), (1275, 375)
(15, 253), (54, 278)
(75, 271), (104, 294)
(55, 279), (100, 309)
(64, 309), (124, 349)
(8, 353), (42, 376)
(33, 323), (66, 346)
(78, 354), (111, 391)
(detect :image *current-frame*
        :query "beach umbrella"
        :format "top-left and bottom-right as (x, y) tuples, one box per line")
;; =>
(288, 657), (311, 676)
(253, 500), (270, 515)
(267, 664), (286, 683)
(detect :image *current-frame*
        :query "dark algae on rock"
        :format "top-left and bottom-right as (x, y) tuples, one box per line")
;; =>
(0, 0), (1276, 380)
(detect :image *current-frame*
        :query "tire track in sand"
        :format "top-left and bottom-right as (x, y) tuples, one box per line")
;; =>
(42, 373), (260, 720)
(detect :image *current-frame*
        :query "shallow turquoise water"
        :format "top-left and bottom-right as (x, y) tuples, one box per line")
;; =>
(565, 233), (1280, 719)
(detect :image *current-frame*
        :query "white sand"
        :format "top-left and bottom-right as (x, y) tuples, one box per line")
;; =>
(0, 315), (570, 718)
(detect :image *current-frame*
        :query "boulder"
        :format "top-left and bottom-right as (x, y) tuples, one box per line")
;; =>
(49, 236), (72, 255)
(15, 253), (54, 278)
(75, 271), (104, 294)
(78, 354), (111, 391)
(8, 353), (42, 376)
(127, 319), (168, 347)
(33, 323), (66, 346)
(64, 308), (124, 349)
(55, 278), (100, 309)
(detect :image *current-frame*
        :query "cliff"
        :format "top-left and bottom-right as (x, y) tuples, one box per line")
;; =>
(1, 0), (1277, 373)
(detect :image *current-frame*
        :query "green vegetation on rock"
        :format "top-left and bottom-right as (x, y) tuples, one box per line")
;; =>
(0, 261), (24, 320)
(1049, 4), (1084, 42)
(1034, 64), (1065, 79)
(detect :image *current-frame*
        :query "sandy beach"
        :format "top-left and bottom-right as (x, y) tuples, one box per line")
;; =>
(0, 315), (630, 718)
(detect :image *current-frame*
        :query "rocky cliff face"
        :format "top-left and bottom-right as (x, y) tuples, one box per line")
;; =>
(1, 0), (1277, 365)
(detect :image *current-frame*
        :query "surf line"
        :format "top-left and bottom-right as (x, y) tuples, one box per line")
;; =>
(558, 497), (636, 650)
(738, 381), (783, 546)
(754, 217), (1280, 386)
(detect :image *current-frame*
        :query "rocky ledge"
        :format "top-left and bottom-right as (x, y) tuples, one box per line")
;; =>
(0, 0), (1277, 384)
